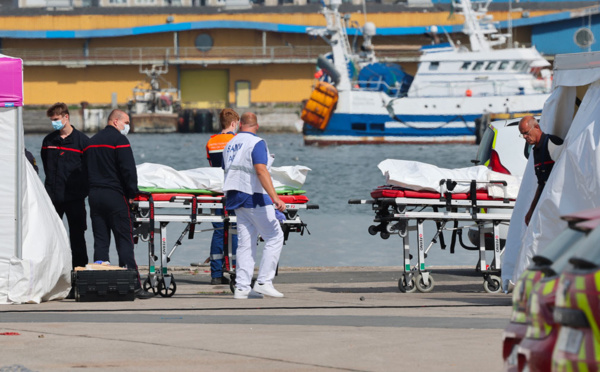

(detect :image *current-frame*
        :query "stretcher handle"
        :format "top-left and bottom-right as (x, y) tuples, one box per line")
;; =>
(488, 180), (508, 186)
(348, 199), (364, 204)
(306, 204), (320, 210)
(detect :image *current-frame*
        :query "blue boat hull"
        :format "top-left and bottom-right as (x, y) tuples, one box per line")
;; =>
(303, 112), (480, 145)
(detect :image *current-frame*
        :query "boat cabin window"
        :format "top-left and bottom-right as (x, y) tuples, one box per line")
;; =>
(429, 62), (440, 71)
(498, 61), (509, 70)
(485, 61), (497, 70)
(472, 62), (484, 71)
(521, 62), (530, 72)
(370, 123), (385, 131)
(461, 62), (471, 70)
(512, 61), (524, 71)
(351, 123), (367, 131)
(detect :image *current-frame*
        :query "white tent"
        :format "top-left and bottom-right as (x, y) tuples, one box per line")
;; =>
(0, 54), (72, 304)
(503, 51), (600, 285)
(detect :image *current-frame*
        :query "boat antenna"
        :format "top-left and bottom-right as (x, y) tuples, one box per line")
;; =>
(362, 0), (367, 24)
(440, 26), (456, 48)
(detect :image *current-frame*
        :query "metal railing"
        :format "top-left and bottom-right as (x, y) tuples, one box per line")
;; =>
(2, 45), (420, 66)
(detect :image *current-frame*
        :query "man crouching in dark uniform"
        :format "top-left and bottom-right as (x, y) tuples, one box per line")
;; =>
(84, 109), (154, 299)
(518, 116), (564, 226)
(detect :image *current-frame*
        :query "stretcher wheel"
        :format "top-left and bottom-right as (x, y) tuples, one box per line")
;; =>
(158, 277), (177, 297)
(143, 277), (157, 295)
(483, 275), (502, 294)
(368, 225), (378, 235)
(398, 276), (416, 293)
(380, 231), (390, 240)
(416, 274), (435, 293)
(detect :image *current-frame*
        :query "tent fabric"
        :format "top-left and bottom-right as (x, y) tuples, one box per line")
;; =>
(0, 55), (24, 107)
(378, 159), (521, 199)
(8, 161), (71, 303)
(137, 163), (311, 192)
(553, 52), (600, 88)
(0, 108), (18, 303)
(0, 56), (71, 304)
(502, 78), (600, 285)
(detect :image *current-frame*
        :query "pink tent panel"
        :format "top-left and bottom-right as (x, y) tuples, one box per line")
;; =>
(0, 56), (23, 107)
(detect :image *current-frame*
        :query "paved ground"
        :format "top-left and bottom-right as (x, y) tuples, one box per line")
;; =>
(0, 266), (511, 372)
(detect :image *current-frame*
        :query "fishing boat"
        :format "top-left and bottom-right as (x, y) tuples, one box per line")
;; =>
(127, 64), (181, 133)
(301, 0), (552, 145)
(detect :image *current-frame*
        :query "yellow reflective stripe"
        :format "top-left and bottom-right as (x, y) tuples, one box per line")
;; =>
(543, 322), (552, 337)
(578, 361), (589, 372)
(595, 332), (600, 362)
(595, 270), (600, 292)
(512, 311), (526, 323)
(543, 279), (556, 295)
(565, 360), (574, 372)
(576, 276), (586, 291)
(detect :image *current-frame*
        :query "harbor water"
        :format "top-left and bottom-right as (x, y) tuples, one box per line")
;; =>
(25, 132), (489, 269)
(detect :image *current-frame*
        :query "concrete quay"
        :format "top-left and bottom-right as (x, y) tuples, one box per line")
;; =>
(0, 266), (511, 372)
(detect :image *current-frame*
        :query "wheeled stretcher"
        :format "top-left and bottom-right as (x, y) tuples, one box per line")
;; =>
(132, 188), (319, 297)
(349, 179), (515, 293)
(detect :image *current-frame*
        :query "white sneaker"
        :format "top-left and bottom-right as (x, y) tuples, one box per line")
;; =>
(234, 288), (263, 300)
(253, 282), (284, 298)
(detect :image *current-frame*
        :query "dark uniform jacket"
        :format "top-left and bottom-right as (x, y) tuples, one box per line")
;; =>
(84, 125), (138, 199)
(41, 127), (90, 203)
(533, 133), (563, 186)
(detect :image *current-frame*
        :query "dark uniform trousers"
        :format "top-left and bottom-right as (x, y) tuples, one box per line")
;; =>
(53, 199), (88, 268)
(89, 188), (140, 287)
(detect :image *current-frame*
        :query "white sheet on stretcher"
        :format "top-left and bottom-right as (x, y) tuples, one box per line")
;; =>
(378, 159), (521, 199)
(137, 163), (311, 192)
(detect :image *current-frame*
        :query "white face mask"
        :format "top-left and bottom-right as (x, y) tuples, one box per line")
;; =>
(120, 124), (130, 136)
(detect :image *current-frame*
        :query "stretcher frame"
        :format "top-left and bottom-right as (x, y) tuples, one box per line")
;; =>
(349, 179), (515, 293)
(132, 191), (318, 297)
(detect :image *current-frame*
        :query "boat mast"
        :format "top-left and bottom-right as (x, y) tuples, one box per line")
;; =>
(455, 0), (505, 52)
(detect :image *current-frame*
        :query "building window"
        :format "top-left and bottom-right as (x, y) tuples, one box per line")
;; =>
(513, 61), (524, 71)
(195, 34), (213, 52)
(351, 123), (367, 131)
(485, 61), (497, 70)
(109, 0), (127, 3)
(370, 123), (384, 131)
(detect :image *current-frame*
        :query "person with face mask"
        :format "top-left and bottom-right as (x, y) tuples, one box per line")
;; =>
(84, 109), (153, 299)
(196, 108), (240, 285)
(41, 102), (90, 278)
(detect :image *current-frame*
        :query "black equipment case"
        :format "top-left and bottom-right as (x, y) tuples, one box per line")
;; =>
(72, 269), (137, 302)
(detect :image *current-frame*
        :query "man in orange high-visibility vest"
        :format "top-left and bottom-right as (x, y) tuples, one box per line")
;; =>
(204, 108), (239, 285)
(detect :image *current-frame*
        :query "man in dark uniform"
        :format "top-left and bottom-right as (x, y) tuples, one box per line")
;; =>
(41, 102), (89, 269)
(519, 116), (564, 225)
(84, 109), (153, 299)
(204, 108), (239, 285)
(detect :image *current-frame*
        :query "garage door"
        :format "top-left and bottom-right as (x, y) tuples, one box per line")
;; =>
(181, 69), (228, 109)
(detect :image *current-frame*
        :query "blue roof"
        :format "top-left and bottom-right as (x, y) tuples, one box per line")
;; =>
(0, 7), (594, 39)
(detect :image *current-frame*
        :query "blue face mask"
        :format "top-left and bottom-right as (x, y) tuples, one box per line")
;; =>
(51, 120), (64, 131)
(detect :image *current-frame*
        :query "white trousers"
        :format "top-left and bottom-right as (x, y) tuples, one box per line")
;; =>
(234, 205), (284, 291)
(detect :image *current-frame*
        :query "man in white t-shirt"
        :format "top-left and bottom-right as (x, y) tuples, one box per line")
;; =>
(222, 112), (287, 299)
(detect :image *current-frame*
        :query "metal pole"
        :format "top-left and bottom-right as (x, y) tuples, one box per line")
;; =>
(15, 106), (23, 259)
